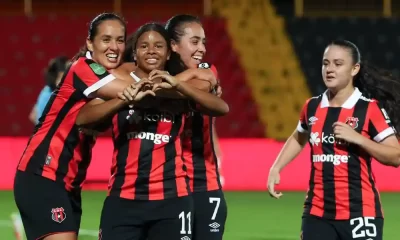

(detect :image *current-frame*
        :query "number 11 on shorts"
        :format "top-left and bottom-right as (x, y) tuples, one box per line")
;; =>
(179, 211), (192, 234)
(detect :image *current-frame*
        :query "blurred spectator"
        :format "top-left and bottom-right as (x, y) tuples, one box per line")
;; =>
(29, 56), (69, 124)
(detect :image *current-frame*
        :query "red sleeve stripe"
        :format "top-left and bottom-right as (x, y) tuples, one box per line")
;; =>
(210, 64), (218, 79)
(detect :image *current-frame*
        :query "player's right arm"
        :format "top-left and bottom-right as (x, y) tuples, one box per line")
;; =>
(149, 68), (217, 98)
(76, 98), (123, 127)
(267, 100), (310, 199)
(73, 59), (138, 100)
(76, 81), (155, 127)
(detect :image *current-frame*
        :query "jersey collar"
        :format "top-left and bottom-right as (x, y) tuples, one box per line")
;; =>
(320, 87), (362, 109)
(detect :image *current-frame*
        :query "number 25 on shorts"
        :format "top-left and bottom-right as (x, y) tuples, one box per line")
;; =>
(350, 217), (377, 239)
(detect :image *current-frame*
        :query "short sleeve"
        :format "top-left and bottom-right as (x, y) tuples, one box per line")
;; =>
(73, 58), (116, 97)
(297, 100), (310, 133)
(368, 101), (396, 142)
(36, 86), (53, 122)
(210, 64), (218, 79)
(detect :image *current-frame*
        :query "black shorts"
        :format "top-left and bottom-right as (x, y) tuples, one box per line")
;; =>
(301, 215), (383, 240)
(13, 170), (82, 240)
(192, 189), (227, 240)
(99, 195), (193, 240)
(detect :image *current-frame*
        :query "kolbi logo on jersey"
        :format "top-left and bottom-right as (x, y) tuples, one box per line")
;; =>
(126, 109), (175, 124)
(310, 132), (350, 146)
(144, 111), (174, 123)
(309, 132), (336, 146)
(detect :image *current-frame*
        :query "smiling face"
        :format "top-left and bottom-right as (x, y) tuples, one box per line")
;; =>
(171, 22), (206, 69)
(322, 44), (360, 91)
(135, 30), (170, 73)
(86, 19), (126, 70)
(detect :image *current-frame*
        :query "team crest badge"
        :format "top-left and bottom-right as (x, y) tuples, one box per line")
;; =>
(89, 63), (106, 75)
(51, 207), (66, 223)
(346, 117), (359, 129)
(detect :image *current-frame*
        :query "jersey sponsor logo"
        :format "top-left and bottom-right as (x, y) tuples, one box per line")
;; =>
(126, 131), (171, 144)
(143, 111), (175, 123)
(312, 154), (349, 165)
(51, 207), (66, 223)
(198, 62), (210, 69)
(310, 132), (349, 146)
(89, 63), (106, 75)
(127, 110), (175, 123)
(310, 132), (335, 146)
(345, 117), (359, 129)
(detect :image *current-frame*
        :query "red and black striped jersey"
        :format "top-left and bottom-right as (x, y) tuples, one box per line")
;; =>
(108, 106), (190, 200)
(297, 88), (395, 220)
(181, 63), (221, 192)
(18, 54), (116, 191)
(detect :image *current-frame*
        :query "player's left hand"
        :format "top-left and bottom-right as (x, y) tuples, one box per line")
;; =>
(332, 122), (364, 145)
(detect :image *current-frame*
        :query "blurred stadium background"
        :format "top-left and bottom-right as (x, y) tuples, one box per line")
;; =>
(1, 0), (400, 239)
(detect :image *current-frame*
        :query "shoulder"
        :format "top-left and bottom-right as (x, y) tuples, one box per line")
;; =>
(303, 94), (322, 107)
(198, 62), (218, 78)
(71, 57), (97, 71)
(359, 94), (376, 103)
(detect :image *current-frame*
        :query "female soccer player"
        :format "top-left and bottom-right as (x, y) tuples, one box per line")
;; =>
(165, 14), (228, 240)
(268, 39), (400, 240)
(77, 22), (228, 240)
(13, 13), (151, 240)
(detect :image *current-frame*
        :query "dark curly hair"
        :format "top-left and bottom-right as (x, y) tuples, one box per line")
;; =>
(329, 39), (400, 134)
(45, 56), (69, 91)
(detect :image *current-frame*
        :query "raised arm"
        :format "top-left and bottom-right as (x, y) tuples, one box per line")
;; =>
(148, 68), (217, 98)
(72, 59), (141, 100)
(76, 81), (155, 127)
(152, 73), (228, 116)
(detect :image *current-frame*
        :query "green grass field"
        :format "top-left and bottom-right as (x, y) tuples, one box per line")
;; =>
(1, 191), (400, 239)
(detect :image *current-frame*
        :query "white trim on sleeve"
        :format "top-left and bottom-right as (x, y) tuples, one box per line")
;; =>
(83, 74), (116, 97)
(373, 127), (395, 142)
(297, 121), (308, 133)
